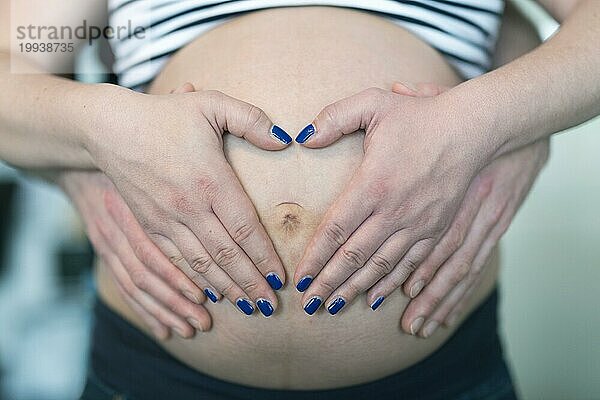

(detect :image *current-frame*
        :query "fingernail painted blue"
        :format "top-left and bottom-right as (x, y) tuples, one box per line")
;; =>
(236, 298), (254, 315)
(266, 273), (283, 290)
(204, 288), (218, 303)
(256, 299), (274, 317)
(295, 124), (315, 143)
(304, 297), (322, 315)
(296, 276), (313, 292)
(271, 125), (293, 144)
(371, 296), (385, 311)
(327, 297), (346, 315)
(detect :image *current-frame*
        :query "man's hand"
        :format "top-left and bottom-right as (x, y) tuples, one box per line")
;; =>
(85, 83), (290, 318)
(381, 82), (550, 336)
(59, 170), (212, 340)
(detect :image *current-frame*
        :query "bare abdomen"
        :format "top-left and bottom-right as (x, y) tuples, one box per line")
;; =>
(97, 7), (499, 390)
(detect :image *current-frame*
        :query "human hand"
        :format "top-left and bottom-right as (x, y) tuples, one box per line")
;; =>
(58, 170), (212, 340)
(84, 83), (290, 317)
(292, 85), (495, 315)
(376, 82), (550, 337)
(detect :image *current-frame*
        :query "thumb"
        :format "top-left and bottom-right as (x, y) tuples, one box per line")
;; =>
(295, 87), (384, 148)
(172, 82), (196, 94)
(392, 82), (450, 97)
(207, 91), (291, 150)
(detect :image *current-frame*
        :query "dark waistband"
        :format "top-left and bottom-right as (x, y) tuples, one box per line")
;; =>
(90, 288), (504, 400)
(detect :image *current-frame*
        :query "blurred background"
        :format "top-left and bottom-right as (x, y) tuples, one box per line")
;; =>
(0, 1), (598, 399)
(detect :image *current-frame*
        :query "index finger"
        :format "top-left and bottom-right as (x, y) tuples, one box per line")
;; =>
(211, 167), (286, 291)
(294, 174), (374, 292)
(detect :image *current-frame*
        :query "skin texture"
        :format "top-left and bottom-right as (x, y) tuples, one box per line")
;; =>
(0, 0), (288, 325)
(0, 0), (595, 389)
(96, 8), (499, 389)
(292, 0), (599, 329)
(391, 82), (550, 336)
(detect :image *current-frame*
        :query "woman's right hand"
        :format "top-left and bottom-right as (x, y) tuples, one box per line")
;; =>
(83, 83), (290, 317)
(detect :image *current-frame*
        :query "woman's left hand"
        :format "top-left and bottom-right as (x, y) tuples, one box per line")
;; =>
(293, 85), (493, 315)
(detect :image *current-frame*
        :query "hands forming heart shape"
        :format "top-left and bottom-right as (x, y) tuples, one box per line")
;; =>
(62, 81), (548, 339)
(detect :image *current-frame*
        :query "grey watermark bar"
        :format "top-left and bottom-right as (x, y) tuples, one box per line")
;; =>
(10, 0), (154, 75)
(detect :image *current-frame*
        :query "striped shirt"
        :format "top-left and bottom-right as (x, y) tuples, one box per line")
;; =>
(108, 0), (505, 90)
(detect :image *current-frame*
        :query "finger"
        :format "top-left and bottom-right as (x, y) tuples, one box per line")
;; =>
(113, 278), (171, 341)
(150, 234), (222, 304)
(185, 213), (279, 317)
(391, 82), (450, 97)
(173, 82), (195, 94)
(328, 235), (433, 315)
(402, 175), (491, 298)
(96, 218), (212, 332)
(103, 251), (197, 338)
(294, 176), (374, 293)
(205, 90), (292, 149)
(104, 189), (207, 304)
(399, 199), (501, 336)
(211, 169), (286, 292)
(471, 202), (514, 274)
(295, 87), (387, 148)
(363, 237), (435, 310)
(167, 224), (260, 316)
(445, 273), (484, 327)
(300, 217), (395, 315)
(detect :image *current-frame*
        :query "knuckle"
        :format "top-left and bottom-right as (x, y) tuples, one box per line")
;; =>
(447, 224), (466, 251)
(450, 262), (471, 285)
(340, 247), (368, 268)
(323, 222), (348, 247)
(220, 281), (236, 297)
(194, 177), (220, 202)
(245, 104), (266, 131)
(169, 254), (187, 268)
(369, 253), (395, 275)
(240, 278), (260, 295)
(232, 220), (256, 245)
(487, 203), (506, 224)
(344, 280), (362, 297)
(318, 279), (337, 294)
(190, 254), (213, 275)
(130, 269), (148, 290)
(402, 256), (419, 274)
(214, 245), (240, 267)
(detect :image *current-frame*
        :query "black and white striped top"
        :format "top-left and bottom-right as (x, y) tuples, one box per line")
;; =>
(108, 0), (505, 90)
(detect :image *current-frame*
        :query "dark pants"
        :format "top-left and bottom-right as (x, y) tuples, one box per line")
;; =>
(81, 288), (517, 400)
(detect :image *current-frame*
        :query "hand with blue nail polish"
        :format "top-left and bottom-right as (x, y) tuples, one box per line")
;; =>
(90, 82), (289, 320)
(293, 85), (499, 318)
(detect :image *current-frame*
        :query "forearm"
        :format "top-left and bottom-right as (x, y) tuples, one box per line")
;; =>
(0, 52), (129, 169)
(444, 0), (599, 159)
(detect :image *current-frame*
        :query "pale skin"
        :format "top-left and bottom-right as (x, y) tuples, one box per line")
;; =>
(0, 0), (597, 339)
(293, 0), (600, 336)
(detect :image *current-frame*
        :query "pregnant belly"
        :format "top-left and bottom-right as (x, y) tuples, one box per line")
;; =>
(96, 7), (499, 390)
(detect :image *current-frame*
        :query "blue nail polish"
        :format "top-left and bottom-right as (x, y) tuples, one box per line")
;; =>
(295, 124), (315, 144)
(236, 298), (254, 315)
(266, 273), (283, 290)
(304, 297), (322, 315)
(204, 288), (218, 303)
(271, 125), (293, 145)
(371, 296), (385, 311)
(296, 276), (313, 292)
(256, 299), (274, 317)
(327, 297), (346, 315)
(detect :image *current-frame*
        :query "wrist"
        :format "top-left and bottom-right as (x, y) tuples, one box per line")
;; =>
(429, 94), (500, 174)
(76, 83), (140, 166)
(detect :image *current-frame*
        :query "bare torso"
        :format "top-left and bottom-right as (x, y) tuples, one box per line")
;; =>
(96, 7), (499, 390)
